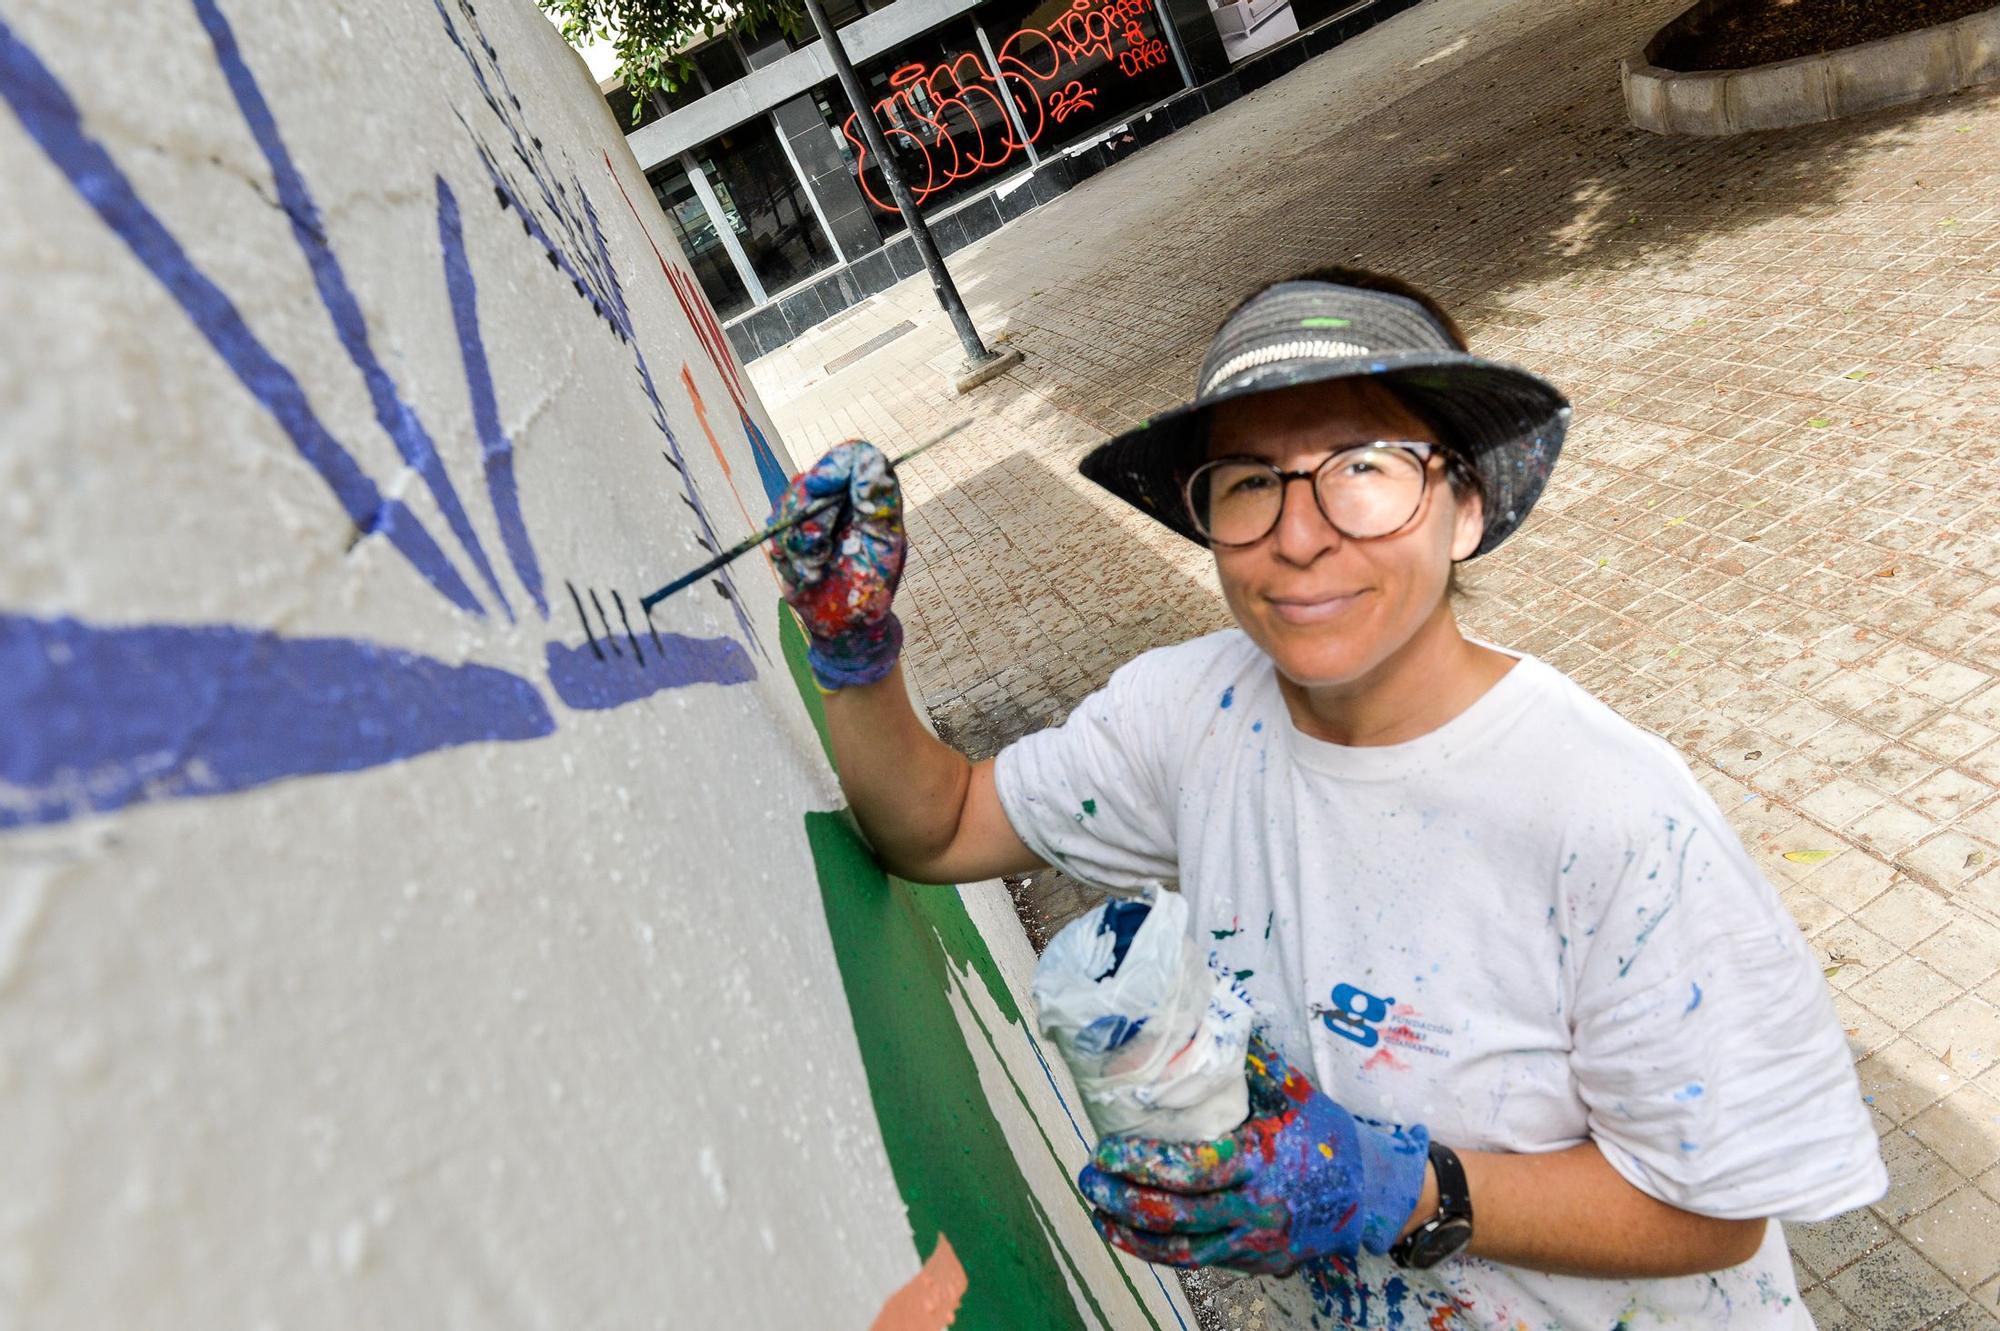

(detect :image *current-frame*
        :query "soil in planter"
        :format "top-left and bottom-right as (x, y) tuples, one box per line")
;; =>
(1655, 0), (1995, 72)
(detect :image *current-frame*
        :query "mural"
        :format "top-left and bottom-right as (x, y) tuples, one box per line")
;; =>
(0, 0), (1190, 1326)
(0, 0), (780, 829)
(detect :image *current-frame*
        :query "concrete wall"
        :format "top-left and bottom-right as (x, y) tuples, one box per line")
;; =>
(0, 2), (1189, 1327)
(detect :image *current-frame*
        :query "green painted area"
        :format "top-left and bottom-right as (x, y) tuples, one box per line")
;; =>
(1081, 799), (1097, 817)
(806, 811), (1086, 1331)
(778, 605), (837, 770)
(780, 605), (1093, 1328)
(1300, 316), (1352, 329)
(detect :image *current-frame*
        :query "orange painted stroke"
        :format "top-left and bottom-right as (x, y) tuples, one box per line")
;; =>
(870, 1234), (968, 1331)
(680, 364), (781, 592)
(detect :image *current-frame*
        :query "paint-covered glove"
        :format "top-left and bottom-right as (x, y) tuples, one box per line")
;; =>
(769, 440), (906, 690)
(1079, 1032), (1429, 1275)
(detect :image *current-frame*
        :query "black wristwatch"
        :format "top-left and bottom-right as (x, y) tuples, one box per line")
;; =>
(1389, 1142), (1473, 1270)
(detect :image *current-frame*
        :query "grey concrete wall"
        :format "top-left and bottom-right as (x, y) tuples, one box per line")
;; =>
(0, 1), (1191, 1327)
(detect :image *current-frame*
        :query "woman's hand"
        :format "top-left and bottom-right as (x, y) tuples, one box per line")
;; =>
(1079, 1032), (1430, 1275)
(769, 440), (906, 690)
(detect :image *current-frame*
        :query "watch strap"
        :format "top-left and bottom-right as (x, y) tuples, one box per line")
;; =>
(1429, 1142), (1470, 1220)
(1388, 1142), (1472, 1269)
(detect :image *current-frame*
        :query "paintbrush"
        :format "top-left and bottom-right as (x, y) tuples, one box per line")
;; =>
(639, 421), (970, 613)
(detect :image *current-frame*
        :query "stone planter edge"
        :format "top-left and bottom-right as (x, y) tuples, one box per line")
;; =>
(1622, 2), (2000, 136)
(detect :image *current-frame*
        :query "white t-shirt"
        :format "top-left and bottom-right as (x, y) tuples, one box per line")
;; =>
(995, 630), (1886, 1330)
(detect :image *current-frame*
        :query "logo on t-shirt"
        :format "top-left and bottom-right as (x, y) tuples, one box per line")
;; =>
(1318, 982), (1456, 1070)
(1318, 982), (1394, 1047)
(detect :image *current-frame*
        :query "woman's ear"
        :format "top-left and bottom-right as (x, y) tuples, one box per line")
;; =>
(1449, 490), (1484, 562)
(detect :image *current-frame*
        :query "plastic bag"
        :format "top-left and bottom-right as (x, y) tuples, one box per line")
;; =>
(1031, 886), (1253, 1142)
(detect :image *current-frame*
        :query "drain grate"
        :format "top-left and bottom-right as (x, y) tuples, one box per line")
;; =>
(823, 319), (916, 375)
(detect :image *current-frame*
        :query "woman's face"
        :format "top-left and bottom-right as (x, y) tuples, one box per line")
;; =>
(1204, 378), (1484, 690)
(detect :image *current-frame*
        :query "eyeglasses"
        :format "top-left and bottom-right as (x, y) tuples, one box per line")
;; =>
(1183, 443), (1439, 548)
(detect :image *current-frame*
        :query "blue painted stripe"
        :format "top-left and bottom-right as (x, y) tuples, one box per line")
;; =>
(0, 15), (483, 616)
(740, 408), (793, 508)
(193, 0), (509, 620)
(543, 636), (754, 709)
(0, 613), (554, 830)
(437, 176), (547, 617)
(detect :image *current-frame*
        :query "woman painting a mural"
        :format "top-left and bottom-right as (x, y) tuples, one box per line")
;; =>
(768, 269), (1885, 1328)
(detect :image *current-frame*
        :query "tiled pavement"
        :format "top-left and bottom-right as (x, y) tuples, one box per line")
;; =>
(747, 0), (2000, 1322)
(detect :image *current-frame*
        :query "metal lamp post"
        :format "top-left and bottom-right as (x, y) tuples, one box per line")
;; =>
(798, 0), (1011, 380)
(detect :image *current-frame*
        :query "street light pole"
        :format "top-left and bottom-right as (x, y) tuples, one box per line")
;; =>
(800, 0), (1001, 371)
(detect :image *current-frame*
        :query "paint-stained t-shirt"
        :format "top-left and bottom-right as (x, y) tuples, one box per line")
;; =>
(994, 629), (1885, 1330)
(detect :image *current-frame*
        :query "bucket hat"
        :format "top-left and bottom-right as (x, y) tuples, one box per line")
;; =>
(1078, 280), (1571, 557)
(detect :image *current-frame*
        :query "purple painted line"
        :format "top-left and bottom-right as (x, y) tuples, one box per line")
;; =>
(437, 176), (547, 617)
(0, 17), (483, 616)
(543, 634), (754, 710)
(432, 0), (616, 305)
(193, 0), (509, 620)
(0, 613), (554, 831)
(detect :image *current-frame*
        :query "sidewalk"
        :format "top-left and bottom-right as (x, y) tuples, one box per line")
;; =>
(749, 0), (2000, 1322)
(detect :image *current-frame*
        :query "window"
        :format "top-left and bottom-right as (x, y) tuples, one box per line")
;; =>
(692, 39), (749, 92)
(976, 0), (1184, 148)
(648, 162), (753, 321)
(696, 116), (837, 298)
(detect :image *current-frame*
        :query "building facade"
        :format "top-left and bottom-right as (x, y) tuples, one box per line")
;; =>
(605, 0), (1425, 361)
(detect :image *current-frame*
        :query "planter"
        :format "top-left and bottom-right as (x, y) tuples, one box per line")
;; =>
(1623, 0), (2000, 135)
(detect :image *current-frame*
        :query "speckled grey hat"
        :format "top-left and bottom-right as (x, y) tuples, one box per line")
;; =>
(1078, 280), (1570, 557)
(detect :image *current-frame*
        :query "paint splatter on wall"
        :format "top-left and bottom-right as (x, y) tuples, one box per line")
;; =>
(0, 2), (1187, 1327)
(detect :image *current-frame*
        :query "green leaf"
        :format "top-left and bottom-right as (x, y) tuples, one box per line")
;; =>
(1807, 417), (1830, 429)
(1783, 849), (1837, 864)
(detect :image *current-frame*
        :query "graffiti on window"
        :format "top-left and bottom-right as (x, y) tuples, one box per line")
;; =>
(842, 0), (1174, 211)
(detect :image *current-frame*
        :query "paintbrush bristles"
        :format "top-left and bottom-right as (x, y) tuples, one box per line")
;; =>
(638, 422), (968, 614)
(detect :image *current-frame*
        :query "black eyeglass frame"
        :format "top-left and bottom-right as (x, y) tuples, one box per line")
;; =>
(1183, 442), (1443, 549)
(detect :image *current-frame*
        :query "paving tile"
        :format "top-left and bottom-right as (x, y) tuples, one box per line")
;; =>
(1821, 918), (1911, 992)
(1907, 713), (2000, 764)
(1788, 1208), (1894, 1280)
(1909, 1085), (2000, 1182)
(1800, 1283), (1859, 1331)
(1902, 1188), (2000, 1293)
(1906, 832), (2000, 894)
(1856, 882), (1959, 951)
(1809, 854), (1904, 915)
(1854, 801), (1947, 859)
(1916, 917), (2000, 991)
(1850, 957), (1964, 1033)
(1910, 996), (2000, 1068)
(1860, 1040), (1966, 1130)
(1828, 1235), (1968, 1328)
(1933, 1300), (2000, 1331)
